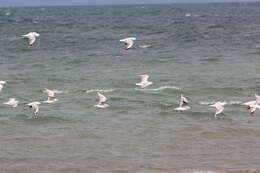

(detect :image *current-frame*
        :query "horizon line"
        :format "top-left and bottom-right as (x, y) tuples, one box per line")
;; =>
(0, 0), (260, 8)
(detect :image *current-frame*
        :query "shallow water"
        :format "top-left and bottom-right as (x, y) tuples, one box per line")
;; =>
(0, 2), (260, 172)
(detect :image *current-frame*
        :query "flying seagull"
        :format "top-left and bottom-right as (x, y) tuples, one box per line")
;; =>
(27, 101), (41, 118)
(174, 94), (191, 111)
(22, 32), (40, 48)
(210, 101), (226, 118)
(42, 88), (59, 103)
(242, 93), (260, 114)
(119, 37), (136, 50)
(94, 92), (109, 108)
(136, 74), (153, 89)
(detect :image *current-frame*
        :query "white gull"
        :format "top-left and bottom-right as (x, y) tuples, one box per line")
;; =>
(136, 74), (153, 89)
(22, 32), (40, 48)
(119, 37), (136, 50)
(210, 101), (227, 118)
(42, 88), (61, 103)
(94, 92), (110, 108)
(174, 94), (191, 111)
(27, 101), (41, 117)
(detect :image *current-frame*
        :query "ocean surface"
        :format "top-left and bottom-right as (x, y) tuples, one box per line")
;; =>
(0, 2), (260, 173)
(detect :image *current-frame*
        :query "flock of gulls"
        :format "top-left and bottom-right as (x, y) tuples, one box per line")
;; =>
(1, 32), (259, 119)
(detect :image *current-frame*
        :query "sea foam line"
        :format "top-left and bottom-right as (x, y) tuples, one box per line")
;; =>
(198, 101), (243, 106)
(86, 89), (115, 93)
(135, 85), (181, 91)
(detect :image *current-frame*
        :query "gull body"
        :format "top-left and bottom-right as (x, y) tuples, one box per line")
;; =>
(0, 81), (6, 91)
(119, 37), (136, 50)
(174, 94), (191, 111)
(210, 101), (226, 118)
(94, 92), (109, 108)
(27, 101), (41, 117)
(136, 74), (153, 89)
(22, 32), (40, 48)
(4, 98), (19, 108)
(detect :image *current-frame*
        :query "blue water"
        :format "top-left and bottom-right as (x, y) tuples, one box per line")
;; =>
(0, 3), (260, 172)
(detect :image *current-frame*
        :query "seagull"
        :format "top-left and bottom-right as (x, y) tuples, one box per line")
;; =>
(94, 92), (109, 108)
(174, 94), (191, 111)
(136, 74), (153, 89)
(27, 101), (41, 117)
(210, 101), (226, 118)
(42, 88), (59, 103)
(22, 32), (40, 48)
(3, 98), (19, 108)
(119, 37), (136, 50)
(0, 81), (6, 91)
(243, 93), (260, 114)
(248, 104), (260, 114)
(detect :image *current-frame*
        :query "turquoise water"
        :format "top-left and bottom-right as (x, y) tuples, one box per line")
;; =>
(0, 3), (260, 172)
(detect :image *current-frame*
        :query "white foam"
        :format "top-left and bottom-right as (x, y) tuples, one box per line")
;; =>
(198, 101), (216, 105)
(86, 89), (115, 93)
(5, 12), (11, 16)
(198, 101), (243, 105)
(135, 85), (181, 91)
(139, 45), (151, 48)
(53, 90), (68, 94)
(228, 101), (243, 105)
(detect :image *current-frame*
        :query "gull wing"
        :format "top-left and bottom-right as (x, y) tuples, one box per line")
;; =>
(97, 92), (107, 104)
(255, 93), (260, 105)
(180, 94), (188, 107)
(215, 104), (224, 115)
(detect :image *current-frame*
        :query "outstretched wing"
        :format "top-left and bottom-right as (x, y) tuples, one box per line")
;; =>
(180, 94), (188, 107)
(98, 92), (107, 103)
(255, 93), (260, 105)
(215, 104), (224, 115)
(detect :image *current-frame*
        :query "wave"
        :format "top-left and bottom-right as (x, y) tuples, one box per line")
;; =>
(0, 36), (22, 42)
(135, 85), (181, 92)
(139, 44), (151, 48)
(53, 90), (68, 94)
(198, 101), (243, 106)
(86, 89), (115, 93)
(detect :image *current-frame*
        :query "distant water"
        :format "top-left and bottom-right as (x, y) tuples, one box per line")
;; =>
(0, 2), (260, 172)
